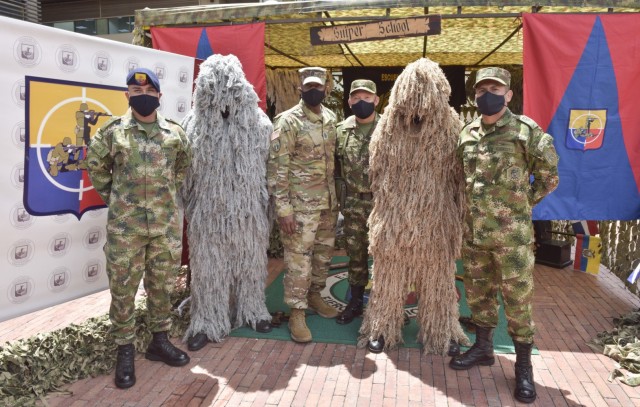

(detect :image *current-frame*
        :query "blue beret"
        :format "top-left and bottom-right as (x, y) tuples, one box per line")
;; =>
(126, 68), (160, 91)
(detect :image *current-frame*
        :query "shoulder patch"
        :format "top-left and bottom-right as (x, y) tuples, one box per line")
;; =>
(101, 116), (122, 128)
(271, 129), (281, 141)
(272, 139), (281, 152)
(516, 115), (539, 130)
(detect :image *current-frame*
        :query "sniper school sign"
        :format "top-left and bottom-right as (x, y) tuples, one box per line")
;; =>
(310, 15), (441, 45)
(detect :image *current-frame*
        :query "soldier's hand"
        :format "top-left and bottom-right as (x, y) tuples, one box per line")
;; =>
(279, 215), (296, 235)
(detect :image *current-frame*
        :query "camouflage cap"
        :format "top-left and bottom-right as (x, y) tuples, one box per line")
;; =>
(474, 67), (511, 88)
(299, 67), (327, 86)
(126, 67), (160, 91)
(349, 79), (377, 95)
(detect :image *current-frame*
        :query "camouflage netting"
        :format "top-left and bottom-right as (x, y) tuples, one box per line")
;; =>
(0, 268), (192, 406)
(133, 1), (640, 68)
(588, 309), (640, 386)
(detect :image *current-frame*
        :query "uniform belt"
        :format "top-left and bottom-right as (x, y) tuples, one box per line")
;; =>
(351, 192), (373, 201)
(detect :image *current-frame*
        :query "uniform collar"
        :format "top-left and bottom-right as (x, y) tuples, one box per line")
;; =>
(343, 113), (379, 130)
(299, 99), (325, 123)
(473, 108), (513, 135)
(123, 108), (170, 131)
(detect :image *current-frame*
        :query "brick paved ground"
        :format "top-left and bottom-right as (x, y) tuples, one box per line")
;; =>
(2, 257), (640, 407)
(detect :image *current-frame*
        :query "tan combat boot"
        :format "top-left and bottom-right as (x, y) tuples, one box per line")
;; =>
(288, 309), (312, 343)
(307, 292), (339, 318)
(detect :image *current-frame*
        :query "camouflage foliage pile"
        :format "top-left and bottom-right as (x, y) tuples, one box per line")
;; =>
(0, 271), (191, 406)
(358, 57), (470, 354)
(181, 54), (273, 342)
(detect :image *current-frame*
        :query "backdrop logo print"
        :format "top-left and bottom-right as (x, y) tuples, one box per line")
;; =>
(92, 51), (112, 77)
(14, 36), (42, 67)
(154, 62), (167, 82)
(124, 57), (140, 74)
(11, 163), (25, 190)
(48, 267), (71, 292)
(23, 77), (127, 219)
(56, 45), (80, 73)
(178, 67), (190, 87)
(7, 276), (35, 304)
(10, 203), (35, 229)
(566, 109), (607, 151)
(176, 97), (188, 118)
(7, 239), (35, 266)
(12, 79), (26, 108)
(12, 121), (26, 150)
(83, 259), (103, 282)
(48, 233), (72, 258)
(83, 227), (104, 250)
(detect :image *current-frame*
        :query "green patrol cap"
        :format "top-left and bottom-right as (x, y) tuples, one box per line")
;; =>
(474, 67), (511, 88)
(350, 79), (377, 95)
(299, 67), (327, 86)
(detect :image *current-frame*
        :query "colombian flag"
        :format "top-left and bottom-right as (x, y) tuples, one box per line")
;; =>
(524, 14), (640, 220)
(151, 23), (266, 111)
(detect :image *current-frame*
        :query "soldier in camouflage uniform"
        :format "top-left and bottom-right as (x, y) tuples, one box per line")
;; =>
(334, 79), (380, 325)
(449, 67), (559, 404)
(267, 67), (339, 343)
(87, 68), (191, 389)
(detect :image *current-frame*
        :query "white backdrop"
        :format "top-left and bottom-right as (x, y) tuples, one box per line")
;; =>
(0, 16), (194, 321)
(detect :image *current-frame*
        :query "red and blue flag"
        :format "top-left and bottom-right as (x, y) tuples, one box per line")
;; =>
(523, 14), (640, 220)
(151, 23), (266, 111)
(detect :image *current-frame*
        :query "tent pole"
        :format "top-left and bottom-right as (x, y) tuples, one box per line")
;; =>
(324, 11), (363, 67)
(471, 23), (522, 67)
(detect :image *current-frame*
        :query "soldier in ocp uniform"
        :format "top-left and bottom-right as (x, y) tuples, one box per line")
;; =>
(267, 67), (339, 343)
(449, 67), (559, 404)
(334, 79), (380, 325)
(87, 68), (192, 389)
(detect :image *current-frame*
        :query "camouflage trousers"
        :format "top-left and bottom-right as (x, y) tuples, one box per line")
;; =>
(342, 196), (373, 287)
(105, 233), (181, 345)
(462, 243), (536, 343)
(281, 209), (337, 309)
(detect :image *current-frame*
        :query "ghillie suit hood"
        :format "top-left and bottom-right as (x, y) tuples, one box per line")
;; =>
(358, 58), (469, 354)
(181, 54), (273, 342)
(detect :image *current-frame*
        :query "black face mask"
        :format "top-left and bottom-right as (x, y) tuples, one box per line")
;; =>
(351, 100), (375, 119)
(129, 94), (160, 117)
(301, 88), (325, 107)
(475, 91), (506, 116)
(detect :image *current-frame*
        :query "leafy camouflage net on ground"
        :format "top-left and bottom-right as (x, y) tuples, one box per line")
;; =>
(0, 268), (191, 406)
(588, 309), (640, 386)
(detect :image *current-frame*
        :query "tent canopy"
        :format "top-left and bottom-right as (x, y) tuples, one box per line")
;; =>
(133, 0), (640, 68)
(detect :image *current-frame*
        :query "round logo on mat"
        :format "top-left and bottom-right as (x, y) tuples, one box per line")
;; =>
(83, 227), (104, 250)
(323, 269), (419, 317)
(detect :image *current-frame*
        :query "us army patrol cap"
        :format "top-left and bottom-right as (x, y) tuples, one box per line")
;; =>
(126, 67), (161, 92)
(299, 67), (327, 86)
(350, 79), (377, 95)
(474, 67), (511, 88)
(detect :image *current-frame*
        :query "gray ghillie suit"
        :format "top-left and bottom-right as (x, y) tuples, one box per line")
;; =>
(181, 54), (273, 342)
(358, 58), (470, 354)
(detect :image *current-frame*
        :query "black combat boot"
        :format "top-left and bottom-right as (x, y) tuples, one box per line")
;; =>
(115, 343), (136, 389)
(449, 326), (495, 370)
(367, 335), (385, 353)
(513, 341), (537, 403)
(336, 285), (365, 325)
(145, 331), (190, 367)
(448, 339), (460, 357)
